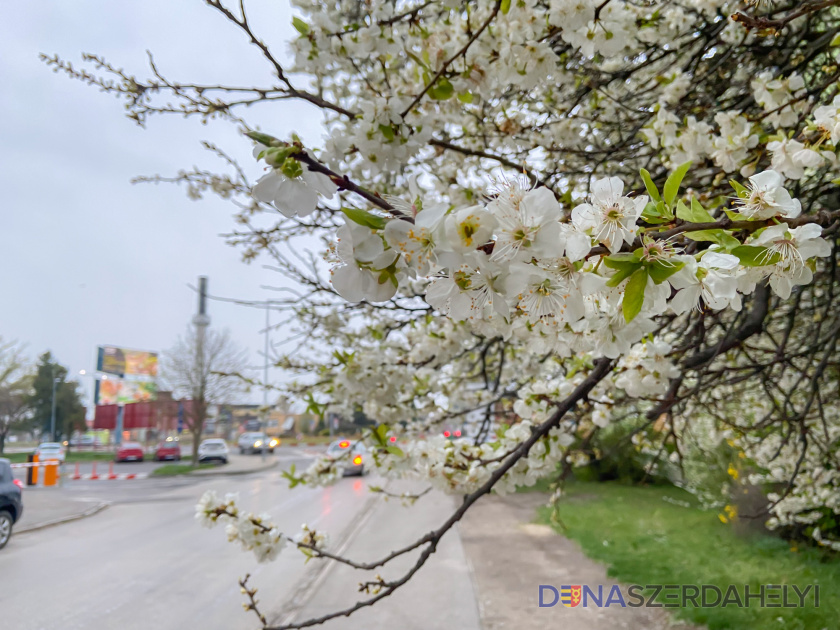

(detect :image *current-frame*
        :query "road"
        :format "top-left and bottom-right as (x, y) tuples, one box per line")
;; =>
(0, 447), (480, 630)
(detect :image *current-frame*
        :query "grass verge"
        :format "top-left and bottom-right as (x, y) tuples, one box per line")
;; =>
(150, 463), (216, 477)
(537, 482), (838, 630)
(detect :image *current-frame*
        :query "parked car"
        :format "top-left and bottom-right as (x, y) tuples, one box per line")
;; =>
(70, 434), (102, 448)
(34, 442), (65, 463)
(326, 439), (367, 476)
(237, 432), (278, 454)
(115, 442), (145, 463)
(154, 440), (181, 461)
(198, 439), (229, 464)
(0, 458), (23, 550)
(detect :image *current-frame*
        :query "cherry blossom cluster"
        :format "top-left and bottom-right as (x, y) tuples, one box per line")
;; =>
(196, 491), (333, 563)
(249, 160), (832, 366)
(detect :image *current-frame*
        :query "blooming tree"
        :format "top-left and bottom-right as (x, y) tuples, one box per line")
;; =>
(47, 0), (840, 626)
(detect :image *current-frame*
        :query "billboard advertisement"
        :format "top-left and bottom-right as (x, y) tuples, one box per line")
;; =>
(95, 379), (158, 405)
(97, 346), (158, 378)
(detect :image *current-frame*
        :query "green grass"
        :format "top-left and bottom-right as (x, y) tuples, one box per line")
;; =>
(1, 451), (115, 464)
(150, 463), (215, 477)
(537, 482), (839, 630)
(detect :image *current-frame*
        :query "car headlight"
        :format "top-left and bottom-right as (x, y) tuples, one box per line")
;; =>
(254, 440), (262, 447)
(270, 439), (278, 447)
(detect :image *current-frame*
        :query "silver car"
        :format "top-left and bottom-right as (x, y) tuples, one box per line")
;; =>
(237, 432), (278, 454)
(326, 439), (367, 476)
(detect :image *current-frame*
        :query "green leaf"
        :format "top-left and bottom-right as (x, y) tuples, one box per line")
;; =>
(732, 245), (780, 267)
(604, 254), (643, 287)
(501, 0), (512, 14)
(292, 17), (310, 35)
(378, 124), (396, 142)
(341, 207), (387, 230)
(647, 260), (684, 284)
(730, 179), (749, 198)
(677, 198), (714, 223)
(457, 91), (475, 104)
(261, 145), (297, 166)
(245, 131), (282, 147)
(386, 445), (404, 457)
(641, 201), (670, 224)
(622, 268), (648, 323)
(639, 168), (661, 203)
(603, 252), (641, 266)
(606, 261), (643, 287)
(684, 229), (740, 250)
(663, 161), (692, 206)
(428, 78), (455, 101)
(832, 33), (840, 46)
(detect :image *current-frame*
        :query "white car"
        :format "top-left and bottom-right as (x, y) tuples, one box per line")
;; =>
(198, 439), (229, 464)
(326, 439), (367, 476)
(34, 443), (65, 463)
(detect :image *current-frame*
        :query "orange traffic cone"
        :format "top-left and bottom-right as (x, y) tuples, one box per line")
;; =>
(72, 462), (81, 480)
(108, 462), (117, 480)
(90, 462), (99, 480)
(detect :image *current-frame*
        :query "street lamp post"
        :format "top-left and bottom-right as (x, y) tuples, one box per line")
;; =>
(50, 376), (60, 442)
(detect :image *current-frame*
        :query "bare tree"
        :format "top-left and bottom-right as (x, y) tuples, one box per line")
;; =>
(0, 339), (32, 454)
(161, 326), (248, 465)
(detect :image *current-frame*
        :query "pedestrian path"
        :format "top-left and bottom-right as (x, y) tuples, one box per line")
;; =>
(15, 488), (109, 533)
(459, 492), (703, 630)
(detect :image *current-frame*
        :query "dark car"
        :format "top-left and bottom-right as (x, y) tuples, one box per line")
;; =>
(0, 458), (24, 549)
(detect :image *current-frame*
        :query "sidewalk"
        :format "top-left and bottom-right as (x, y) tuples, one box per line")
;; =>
(15, 487), (109, 533)
(459, 492), (702, 630)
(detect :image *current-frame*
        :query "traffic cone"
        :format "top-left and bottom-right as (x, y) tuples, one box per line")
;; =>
(72, 462), (81, 480)
(108, 462), (117, 480)
(90, 462), (99, 480)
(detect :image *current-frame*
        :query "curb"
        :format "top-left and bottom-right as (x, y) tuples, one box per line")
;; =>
(17, 501), (110, 534)
(187, 459), (279, 477)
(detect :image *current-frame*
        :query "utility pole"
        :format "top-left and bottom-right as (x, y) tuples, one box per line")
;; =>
(50, 373), (60, 442)
(261, 304), (270, 462)
(192, 277), (211, 452)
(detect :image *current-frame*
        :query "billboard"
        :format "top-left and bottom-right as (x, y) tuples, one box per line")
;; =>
(95, 379), (158, 405)
(97, 346), (158, 378)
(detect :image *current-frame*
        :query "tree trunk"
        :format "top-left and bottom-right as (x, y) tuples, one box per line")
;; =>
(0, 432), (5, 454)
(191, 428), (200, 466)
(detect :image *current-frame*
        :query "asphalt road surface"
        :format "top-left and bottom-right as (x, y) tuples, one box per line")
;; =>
(0, 447), (480, 630)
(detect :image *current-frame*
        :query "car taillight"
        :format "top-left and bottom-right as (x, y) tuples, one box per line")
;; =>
(455, 430), (461, 437)
(353, 455), (362, 465)
(13, 479), (23, 489)
(443, 431), (451, 438)
(339, 440), (350, 448)
(389, 436), (397, 443)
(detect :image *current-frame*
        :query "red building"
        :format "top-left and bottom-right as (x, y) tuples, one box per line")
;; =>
(93, 392), (192, 444)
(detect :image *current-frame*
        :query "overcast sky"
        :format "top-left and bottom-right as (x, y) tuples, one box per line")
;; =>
(1, 1), (325, 406)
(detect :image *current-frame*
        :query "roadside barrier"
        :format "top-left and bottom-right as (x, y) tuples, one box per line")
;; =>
(10, 460), (61, 487)
(11, 460), (149, 482)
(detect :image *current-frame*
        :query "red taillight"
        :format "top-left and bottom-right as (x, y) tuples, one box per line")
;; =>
(352, 455), (362, 465)
(455, 430), (461, 437)
(443, 431), (451, 438)
(13, 479), (23, 490)
(339, 440), (350, 448)
(389, 436), (397, 443)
